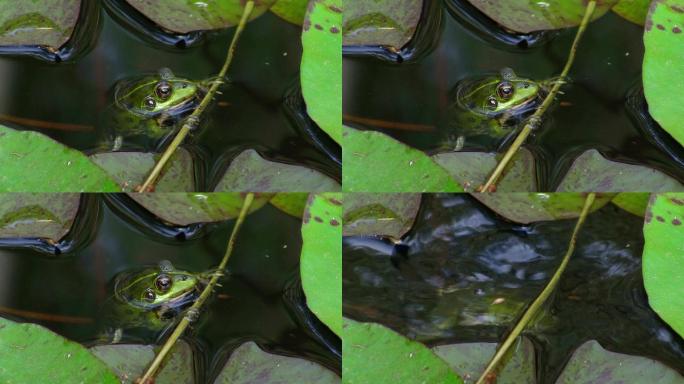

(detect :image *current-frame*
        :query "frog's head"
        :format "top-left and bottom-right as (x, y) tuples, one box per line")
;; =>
(457, 68), (542, 117)
(114, 68), (203, 118)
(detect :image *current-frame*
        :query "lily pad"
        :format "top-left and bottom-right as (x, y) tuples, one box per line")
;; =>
(612, 0), (650, 25)
(555, 340), (684, 383)
(432, 148), (536, 192)
(90, 149), (195, 192)
(642, 193), (684, 338)
(611, 192), (650, 216)
(213, 341), (340, 383)
(432, 338), (535, 384)
(0, 125), (120, 192)
(473, 193), (613, 224)
(301, 0), (342, 144)
(129, 193), (270, 226)
(343, 319), (463, 384)
(465, 0), (618, 33)
(301, 194), (342, 337)
(271, 0), (308, 25)
(90, 341), (195, 384)
(343, 127), (463, 192)
(643, 0), (684, 147)
(0, 0), (80, 49)
(0, 193), (80, 240)
(556, 149), (684, 192)
(270, 193), (308, 218)
(0, 317), (118, 383)
(343, 0), (422, 49)
(343, 193), (421, 239)
(124, 0), (276, 34)
(213, 149), (340, 192)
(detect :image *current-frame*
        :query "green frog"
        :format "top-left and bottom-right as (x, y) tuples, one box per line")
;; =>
(102, 68), (212, 151)
(441, 68), (549, 152)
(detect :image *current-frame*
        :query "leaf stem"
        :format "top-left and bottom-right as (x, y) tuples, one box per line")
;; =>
(474, 192), (596, 384)
(480, 1), (596, 191)
(137, 193), (255, 383)
(137, 1), (255, 192)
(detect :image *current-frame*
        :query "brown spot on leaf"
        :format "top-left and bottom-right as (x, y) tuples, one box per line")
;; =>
(315, 24), (323, 30)
(674, 219), (682, 225)
(329, 198), (342, 206)
(330, 26), (340, 33)
(674, 27), (682, 33)
(645, 210), (653, 223)
(656, 215), (665, 222)
(671, 5), (684, 13)
(314, 216), (323, 223)
(330, 219), (340, 226)
(670, 198), (684, 205)
(657, 24), (666, 30)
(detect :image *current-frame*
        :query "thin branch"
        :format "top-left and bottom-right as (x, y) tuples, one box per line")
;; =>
(474, 193), (596, 384)
(480, 1), (597, 191)
(137, 1), (255, 192)
(137, 193), (255, 383)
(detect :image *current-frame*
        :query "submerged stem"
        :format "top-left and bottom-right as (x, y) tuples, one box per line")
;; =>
(480, 1), (596, 191)
(137, 1), (255, 192)
(137, 193), (255, 383)
(474, 193), (596, 384)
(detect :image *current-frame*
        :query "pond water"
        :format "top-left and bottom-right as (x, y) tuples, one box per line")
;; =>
(0, 3), (340, 183)
(343, 194), (684, 383)
(0, 194), (340, 380)
(343, 3), (684, 190)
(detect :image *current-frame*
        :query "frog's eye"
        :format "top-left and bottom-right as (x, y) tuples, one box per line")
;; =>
(143, 288), (156, 302)
(486, 96), (498, 110)
(496, 81), (514, 100)
(155, 274), (172, 292)
(155, 81), (173, 100)
(143, 96), (156, 110)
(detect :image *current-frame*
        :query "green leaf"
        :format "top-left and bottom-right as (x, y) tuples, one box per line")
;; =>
(213, 149), (340, 192)
(0, 0), (80, 48)
(90, 341), (195, 384)
(343, 127), (463, 192)
(643, 193), (684, 338)
(0, 317), (119, 383)
(556, 340), (684, 383)
(343, 319), (463, 384)
(343, 0), (422, 49)
(644, 0), (684, 147)
(270, 193), (309, 218)
(0, 193), (80, 240)
(301, 193), (342, 336)
(0, 125), (120, 192)
(124, 0), (276, 34)
(465, 0), (618, 33)
(611, 192), (650, 216)
(213, 341), (340, 383)
(301, 0), (342, 144)
(343, 193), (421, 238)
(271, 0), (308, 25)
(556, 150), (684, 192)
(612, 0), (651, 25)
(473, 193), (614, 224)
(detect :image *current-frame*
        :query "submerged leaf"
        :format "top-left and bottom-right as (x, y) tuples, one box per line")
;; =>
(0, 193), (79, 240)
(612, 0), (650, 25)
(271, 0), (308, 25)
(343, 0), (422, 49)
(343, 193), (421, 238)
(269, 193), (308, 218)
(0, 0), (80, 48)
(611, 192), (650, 216)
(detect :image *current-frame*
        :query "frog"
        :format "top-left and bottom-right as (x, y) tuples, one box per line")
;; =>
(441, 68), (550, 152)
(101, 68), (212, 151)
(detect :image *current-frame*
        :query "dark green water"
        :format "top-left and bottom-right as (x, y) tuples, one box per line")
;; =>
(343, 194), (684, 383)
(0, 195), (340, 380)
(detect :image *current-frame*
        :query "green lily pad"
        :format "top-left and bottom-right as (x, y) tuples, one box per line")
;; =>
(213, 149), (340, 192)
(269, 193), (308, 218)
(611, 192), (650, 216)
(0, 0), (80, 48)
(555, 340), (684, 383)
(642, 193), (684, 338)
(644, 0), (684, 148)
(556, 149), (684, 192)
(271, 0), (308, 25)
(343, 193), (421, 239)
(301, 193), (342, 337)
(213, 341), (340, 383)
(432, 148), (536, 192)
(301, 0), (342, 144)
(90, 341), (195, 384)
(124, 0), (276, 34)
(0, 317), (118, 383)
(465, 0), (618, 33)
(0, 193), (80, 240)
(0, 125), (120, 192)
(343, 319), (463, 384)
(90, 149), (195, 192)
(612, 0), (650, 25)
(473, 193), (613, 224)
(343, 0), (422, 49)
(343, 127), (463, 192)
(432, 338), (535, 384)
(129, 193), (270, 226)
